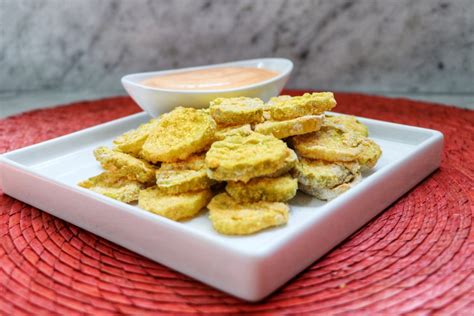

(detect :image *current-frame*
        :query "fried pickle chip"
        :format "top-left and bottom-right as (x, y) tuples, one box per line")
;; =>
(139, 187), (212, 221)
(264, 95), (292, 110)
(214, 124), (252, 141)
(226, 174), (297, 202)
(156, 154), (214, 194)
(325, 115), (369, 137)
(294, 124), (381, 170)
(292, 127), (360, 161)
(208, 193), (289, 235)
(113, 118), (160, 156)
(254, 115), (324, 139)
(267, 149), (298, 177)
(159, 154), (206, 171)
(292, 158), (361, 200)
(210, 97), (264, 125)
(78, 172), (143, 203)
(263, 95), (291, 120)
(94, 147), (156, 184)
(357, 137), (382, 170)
(205, 131), (293, 182)
(141, 107), (216, 163)
(155, 169), (214, 194)
(266, 92), (336, 121)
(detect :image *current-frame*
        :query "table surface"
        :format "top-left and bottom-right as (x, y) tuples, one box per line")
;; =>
(0, 90), (473, 119)
(0, 91), (473, 314)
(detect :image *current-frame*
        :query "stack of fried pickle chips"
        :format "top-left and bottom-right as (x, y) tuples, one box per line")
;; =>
(79, 93), (381, 235)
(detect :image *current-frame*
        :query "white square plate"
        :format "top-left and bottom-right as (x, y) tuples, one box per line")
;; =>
(0, 112), (443, 301)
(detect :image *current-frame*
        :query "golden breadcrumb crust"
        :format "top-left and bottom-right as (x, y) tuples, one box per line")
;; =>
(141, 107), (216, 163)
(208, 193), (289, 235)
(254, 114), (324, 139)
(94, 146), (156, 184)
(210, 97), (264, 125)
(113, 118), (160, 156)
(292, 125), (381, 169)
(325, 115), (369, 137)
(226, 174), (297, 202)
(205, 132), (293, 182)
(139, 187), (212, 221)
(266, 92), (336, 120)
(292, 158), (362, 200)
(78, 172), (143, 203)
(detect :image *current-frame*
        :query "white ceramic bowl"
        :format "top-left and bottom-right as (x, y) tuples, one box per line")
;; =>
(121, 58), (293, 117)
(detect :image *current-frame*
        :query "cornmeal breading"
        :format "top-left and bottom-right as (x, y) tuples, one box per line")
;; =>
(139, 187), (212, 221)
(264, 95), (292, 110)
(79, 93), (382, 235)
(208, 193), (289, 235)
(266, 149), (298, 177)
(266, 92), (336, 120)
(141, 107), (216, 163)
(210, 97), (264, 125)
(226, 174), (297, 202)
(156, 169), (214, 194)
(159, 154), (206, 171)
(325, 115), (369, 137)
(205, 131), (293, 182)
(298, 176), (362, 201)
(292, 158), (361, 200)
(156, 153), (214, 194)
(214, 124), (252, 141)
(356, 137), (382, 170)
(78, 172), (143, 203)
(292, 125), (381, 169)
(291, 126), (360, 160)
(94, 147), (156, 184)
(254, 115), (324, 139)
(263, 95), (291, 120)
(113, 118), (160, 156)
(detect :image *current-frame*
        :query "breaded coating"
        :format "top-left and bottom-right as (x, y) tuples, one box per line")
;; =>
(208, 193), (289, 235)
(325, 115), (369, 137)
(293, 124), (381, 170)
(264, 95), (292, 110)
(267, 149), (298, 177)
(214, 124), (252, 141)
(263, 95), (291, 120)
(113, 118), (160, 156)
(226, 174), (297, 202)
(141, 107), (216, 163)
(205, 131), (293, 182)
(159, 154), (206, 171)
(94, 147), (156, 184)
(138, 187), (212, 221)
(78, 172), (143, 203)
(266, 92), (336, 121)
(78, 92), (383, 235)
(254, 115), (324, 139)
(292, 125), (370, 162)
(210, 97), (264, 125)
(156, 169), (214, 194)
(156, 153), (214, 194)
(357, 137), (382, 170)
(292, 158), (361, 200)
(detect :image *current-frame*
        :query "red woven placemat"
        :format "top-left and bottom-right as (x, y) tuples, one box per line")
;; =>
(0, 92), (473, 314)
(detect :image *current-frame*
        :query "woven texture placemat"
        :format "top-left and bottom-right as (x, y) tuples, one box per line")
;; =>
(0, 91), (473, 314)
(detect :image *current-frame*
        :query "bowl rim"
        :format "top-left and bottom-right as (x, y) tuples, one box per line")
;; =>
(121, 58), (293, 94)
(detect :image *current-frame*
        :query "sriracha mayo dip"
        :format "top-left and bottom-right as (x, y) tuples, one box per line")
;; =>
(141, 67), (279, 91)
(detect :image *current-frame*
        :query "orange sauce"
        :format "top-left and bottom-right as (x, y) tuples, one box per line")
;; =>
(141, 67), (278, 90)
